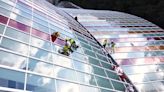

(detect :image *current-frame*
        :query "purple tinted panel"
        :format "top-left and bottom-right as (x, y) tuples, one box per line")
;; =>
(109, 38), (118, 42)
(159, 57), (164, 62)
(116, 59), (132, 65)
(147, 37), (156, 41)
(32, 28), (50, 41)
(9, 19), (30, 33)
(121, 60), (132, 65)
(55, 38), (65, 46)
(154, 37), (161, 40)
(0, 15), (8, 24)
(160, 37), (164, 40)
(157, 31), (164, 32)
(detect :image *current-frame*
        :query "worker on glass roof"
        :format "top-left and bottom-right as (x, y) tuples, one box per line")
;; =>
(51, 32), (60, 42)
(58, 42), (71, 56)
(125, 84), (134, 92)
(66, 38), (79, 53)
(110, 41), (116, 53)
(112, 65), (127, 82)
(74, 16), (78, 21)
(103, 39), (108, 48)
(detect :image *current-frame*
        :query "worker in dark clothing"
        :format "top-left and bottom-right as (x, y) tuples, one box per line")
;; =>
(125, 84), (134, 92)
(75, 16), (78, 21)
(51, 32), (60, 42)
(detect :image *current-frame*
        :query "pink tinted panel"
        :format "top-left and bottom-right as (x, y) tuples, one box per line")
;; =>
(159, 57), (164, 62)
(116, 59), (132, 65)
(128, 57), (162, 65)
(32, 28), (50, 41)
(0, 15), (8, 24)
(9, 19), (30, 33)
(55, 38), (65, 46)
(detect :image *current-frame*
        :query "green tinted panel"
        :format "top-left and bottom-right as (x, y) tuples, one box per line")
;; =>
(100, 89), (115, 92)
(95, 76), (113, 89)
(92, 66), (106, 77)
(92, 47), (104, 55)
(81, 42), (91, 49)
(90, 42), (100, 49)
(101, 61), (113, 70)
(106, 70), (120, 80)
(84, 49), (96, 57)
(78, 36), (88, 44)
(96, 54), (108, 62)
(111, 80), (125, 91)
(88, 56), (100, 66)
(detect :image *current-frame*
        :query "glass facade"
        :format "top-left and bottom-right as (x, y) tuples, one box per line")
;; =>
(63, 8), (164, 92)
(0, 0), (130, 92)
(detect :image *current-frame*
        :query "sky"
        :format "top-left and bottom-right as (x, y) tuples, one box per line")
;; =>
(51, 0), (164, 29)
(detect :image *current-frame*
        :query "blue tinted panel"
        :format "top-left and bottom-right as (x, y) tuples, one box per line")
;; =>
(146, 72), (163, 81)
(16, 3), (31, 14)
(28, 58), (54, 76)
(1, 0), (15, 6)
(55, 66), (77, 81)
(79, 85), (99, 92)
(0, 50), (27, 69)
(26, 74), (55, 92)
(30, 46), (52, 62)
(53, 53), (73, 68)
(56, 80), (79, 92)
(0, 1), (13, 11)
(73, 60), (92, 74)
(5, 27), (29, 43)
(10, 13), (32, 26)
(1, 37), (29, 55)
(0, 7), (11, 17)
(0, 24), (5, 34)
(33, 16), (48, 26)
(33, 10), (46, 20)
(30, 36), (51, 50)
(71, 52), (87, 62)
(13, 8), (32, 19)
(0, 68), (25, 89)
(136, 83), (157, 92)
(33, 22), (49, 33)
(153, 82), (164, 91)
(76, 72), (97, 86)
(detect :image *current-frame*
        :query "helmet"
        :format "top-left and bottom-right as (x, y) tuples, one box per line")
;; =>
(66, 38), (69, 41)
(56, 32), (60, 36)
